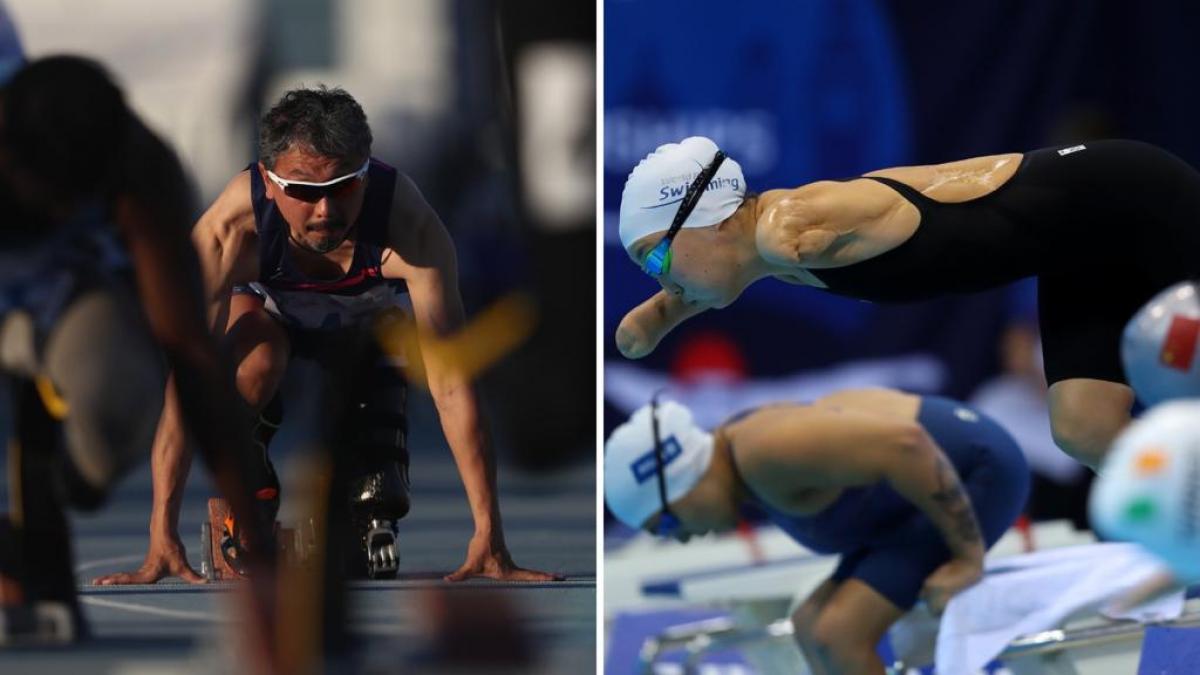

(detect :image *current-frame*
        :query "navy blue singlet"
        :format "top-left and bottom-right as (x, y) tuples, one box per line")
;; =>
(235, 159), (410, 331)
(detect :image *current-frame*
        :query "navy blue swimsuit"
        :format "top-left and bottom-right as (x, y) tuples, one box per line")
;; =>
(732, 396), (1029, 610)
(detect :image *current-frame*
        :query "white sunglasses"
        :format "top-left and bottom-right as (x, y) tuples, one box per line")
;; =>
(265, 159), (370, 202)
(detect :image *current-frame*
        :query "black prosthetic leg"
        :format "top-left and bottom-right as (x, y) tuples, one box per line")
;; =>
(343, 351), (410, 580)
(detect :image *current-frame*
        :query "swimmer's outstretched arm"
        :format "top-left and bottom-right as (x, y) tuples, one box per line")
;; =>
(616, 291), (711, 358)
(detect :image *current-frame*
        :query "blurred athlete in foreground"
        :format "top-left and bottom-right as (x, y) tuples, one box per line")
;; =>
(95, 86), (555, 586)
(605, 388), (1028, 675)
(0, 56), (275, 662)
(616, 137), (1200, 471)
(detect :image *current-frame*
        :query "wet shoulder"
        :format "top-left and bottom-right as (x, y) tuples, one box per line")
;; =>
(863, 153), (1024, 203)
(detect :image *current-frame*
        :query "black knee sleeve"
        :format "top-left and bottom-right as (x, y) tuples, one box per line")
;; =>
(249, 395), (283, 523)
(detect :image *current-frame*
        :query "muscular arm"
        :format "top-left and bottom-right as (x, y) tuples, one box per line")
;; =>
(615, 290), (710, 359)
(191, 173), (258, 331)
(390, 176), (497, 530)
(736, 407), (986, 562)
(753, 189), (842, 268)
(753, 183), (910, 270)
(388, 174), (553, 581)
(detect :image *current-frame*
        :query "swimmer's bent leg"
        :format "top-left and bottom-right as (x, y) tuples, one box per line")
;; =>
(790, 576), (903, 675)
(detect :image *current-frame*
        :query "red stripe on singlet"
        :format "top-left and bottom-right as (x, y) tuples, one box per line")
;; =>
(269, 266), (382, 292)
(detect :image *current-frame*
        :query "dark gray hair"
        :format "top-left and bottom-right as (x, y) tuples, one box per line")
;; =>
(257, 86), (372, 169)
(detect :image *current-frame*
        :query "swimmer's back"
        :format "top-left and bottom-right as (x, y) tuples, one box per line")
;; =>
(812, 139), (1200, 302)
(725, 391), (1028, 558)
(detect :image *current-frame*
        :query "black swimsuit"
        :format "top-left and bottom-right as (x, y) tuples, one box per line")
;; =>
(812, 139), (1200, 384)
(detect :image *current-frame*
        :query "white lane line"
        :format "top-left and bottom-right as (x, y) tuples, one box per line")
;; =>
(75, 555), (146, 574)
(80, 596), (226, 623)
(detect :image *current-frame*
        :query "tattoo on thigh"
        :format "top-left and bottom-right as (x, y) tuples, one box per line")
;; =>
(930, 454), (982, 545)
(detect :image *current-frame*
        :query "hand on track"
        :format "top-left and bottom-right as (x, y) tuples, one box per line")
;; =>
(445, 533), (562, 583)
(92, 536), (204, 585)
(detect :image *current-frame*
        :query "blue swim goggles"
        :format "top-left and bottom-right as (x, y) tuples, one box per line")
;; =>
(650, 393), (683, 538)
(641, 150), (728, 278)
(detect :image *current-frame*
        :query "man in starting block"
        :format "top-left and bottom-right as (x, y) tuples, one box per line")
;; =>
(94, 85), (555, 586)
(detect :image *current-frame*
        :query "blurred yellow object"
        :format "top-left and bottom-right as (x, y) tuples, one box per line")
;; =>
(34, 376), (68, 420)
(374, 293), (537, 388)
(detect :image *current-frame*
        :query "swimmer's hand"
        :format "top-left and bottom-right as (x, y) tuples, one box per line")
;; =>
(445, 533), (563, 583)
(92, 533), (204, 586)
(1107, 569), (1182, 615)
(616, 291), (710, 359)
(920, 556), (983, 615)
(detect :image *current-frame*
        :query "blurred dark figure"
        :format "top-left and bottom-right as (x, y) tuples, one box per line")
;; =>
(0, 55), (276, 667)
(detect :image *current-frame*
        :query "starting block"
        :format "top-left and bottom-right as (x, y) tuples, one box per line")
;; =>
(199, 498), (314, 582)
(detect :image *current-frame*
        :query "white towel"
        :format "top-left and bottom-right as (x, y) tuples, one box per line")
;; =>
(890, 543), (1184, 674)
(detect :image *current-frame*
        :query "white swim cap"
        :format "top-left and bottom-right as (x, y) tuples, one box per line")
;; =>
(1123, 281), (1200, 406)
(1090, 400), (1200, 581)
(604, 400), (715, 530)
(618, 136), (746, 252)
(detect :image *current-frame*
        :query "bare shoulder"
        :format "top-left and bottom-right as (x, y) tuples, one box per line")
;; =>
(812, 388), (922, 419)
(194, 170), (256, 245)
(864, 152), (1023, 178)
(724, 405), (832, 493)
(756, 180), (898, 246)
(729, 401), (920, 491)
(385, 171), (454, 268)
(795, 178), (906, 215)
(863, 153), (1024, 202)
(724, 404), (824, 459)
(190, 171), (259, 287)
